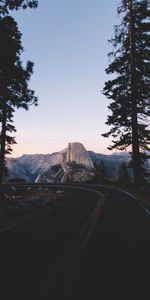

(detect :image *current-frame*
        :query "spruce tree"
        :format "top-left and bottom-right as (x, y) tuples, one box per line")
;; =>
(0, 16), (38, 184)
(102, 0), (150, 186)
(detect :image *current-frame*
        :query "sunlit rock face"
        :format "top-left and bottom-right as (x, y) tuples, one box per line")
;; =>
(58, 143), (95, 183)
(65, 142), (94, 169)
(35, 143), (94, 183)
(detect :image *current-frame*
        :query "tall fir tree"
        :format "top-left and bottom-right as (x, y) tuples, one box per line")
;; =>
(0, 16), (38, 184)
(102, 0), (150, 186)
(0, 0), (38, 184)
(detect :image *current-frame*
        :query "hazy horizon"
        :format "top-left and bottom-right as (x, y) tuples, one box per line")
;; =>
(11, 141), (116, 158)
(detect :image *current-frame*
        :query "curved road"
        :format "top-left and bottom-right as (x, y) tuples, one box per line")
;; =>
(0, 184), (149, 299)
(65, 184), (150, 300)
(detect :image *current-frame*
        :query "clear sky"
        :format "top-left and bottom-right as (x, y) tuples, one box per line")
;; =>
(11, 0), (120, 157)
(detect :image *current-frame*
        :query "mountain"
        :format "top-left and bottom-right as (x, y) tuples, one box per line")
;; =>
(6, 158), (32, 182)
(6, 142), (144, 183)
(35, 142), (94, 183)
(65, 143), (94, 169)
(88, 151), (130, 177)
(6, 142), (95, 183)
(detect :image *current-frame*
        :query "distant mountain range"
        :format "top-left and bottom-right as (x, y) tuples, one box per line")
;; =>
(6, 142), (148, 183)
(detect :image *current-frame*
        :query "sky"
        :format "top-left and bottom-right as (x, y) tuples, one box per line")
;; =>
(11, 0), (120, 157)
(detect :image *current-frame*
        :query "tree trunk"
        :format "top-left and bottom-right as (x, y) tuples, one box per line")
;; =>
(0, 100), (7, 185)
(128, 0), (142, 186)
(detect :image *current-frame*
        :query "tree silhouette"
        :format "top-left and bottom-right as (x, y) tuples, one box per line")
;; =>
(118, 162), (129, 184)
(94, 161), (107, 183)
(0, 0), (38, 16)
(102, 0), (150, 186)
(0, 16), (38, 184)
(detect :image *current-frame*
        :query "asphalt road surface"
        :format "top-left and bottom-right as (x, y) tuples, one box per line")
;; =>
(65, 184), (150, 300)
(0, 184), (149, 300)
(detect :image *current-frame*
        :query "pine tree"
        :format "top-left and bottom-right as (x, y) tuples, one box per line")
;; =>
(0, 0), (38, 16)
(118, 162), (129, 184)
(0, 16), (38, 184)
(102, 0), (150, 186)
(0, 1), (38, 184)
(94, 160), (107, 183)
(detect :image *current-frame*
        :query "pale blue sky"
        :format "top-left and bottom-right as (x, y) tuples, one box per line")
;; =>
(11, 0), (120, 156)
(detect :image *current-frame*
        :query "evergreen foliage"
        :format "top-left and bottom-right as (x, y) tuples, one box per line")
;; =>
(102, 0), (150, 185)
(118, 162), (129, 183)
(0, 1), (38, 184)
(94, 161), (107, 183)
(0, 16), (38, 183)
(0, 0), (38, 16)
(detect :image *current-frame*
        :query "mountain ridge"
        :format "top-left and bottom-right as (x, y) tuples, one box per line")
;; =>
(5, 142), (134, 183)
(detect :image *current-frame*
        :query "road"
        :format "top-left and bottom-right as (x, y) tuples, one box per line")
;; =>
(0, 185), (103, 300)
(65, 184), (150, 300)
(0, 184), (150, 300)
